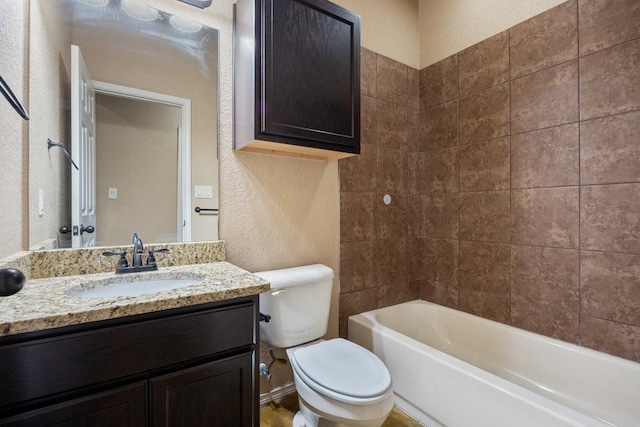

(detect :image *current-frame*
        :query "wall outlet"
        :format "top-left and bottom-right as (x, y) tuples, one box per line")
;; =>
(108, 188), (117, 199)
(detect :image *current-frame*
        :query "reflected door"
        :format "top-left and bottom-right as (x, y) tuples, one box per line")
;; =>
(71, 45), (97, 248)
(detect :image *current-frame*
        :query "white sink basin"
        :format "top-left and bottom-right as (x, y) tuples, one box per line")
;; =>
(69, 275), (203, 298)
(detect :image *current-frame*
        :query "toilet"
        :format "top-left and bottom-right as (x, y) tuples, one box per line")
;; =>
(256, 264), (394, 427)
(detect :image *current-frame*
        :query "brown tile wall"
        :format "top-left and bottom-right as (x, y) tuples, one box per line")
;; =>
(413, 0), (640, 363)
(339, 0), (640, 363)
(338, 47), (420, 337)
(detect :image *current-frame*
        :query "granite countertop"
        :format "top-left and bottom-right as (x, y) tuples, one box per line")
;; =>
(0, 261), (269, 337)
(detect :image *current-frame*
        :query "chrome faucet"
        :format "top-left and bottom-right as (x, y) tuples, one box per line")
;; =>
(131, 233), (144, 267)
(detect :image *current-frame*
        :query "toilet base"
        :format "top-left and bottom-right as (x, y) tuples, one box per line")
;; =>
(292, 409), (315, 427)
(293, 396), (389, 427)
(286, 340), (394, 427)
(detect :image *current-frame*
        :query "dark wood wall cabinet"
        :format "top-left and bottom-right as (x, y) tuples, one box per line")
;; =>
(0, 296), (259, 427)
(234, 0), (361, 160)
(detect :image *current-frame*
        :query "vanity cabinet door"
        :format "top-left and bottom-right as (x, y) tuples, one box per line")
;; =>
(0, 382), (146, 427)
(151, 352), (255, 427)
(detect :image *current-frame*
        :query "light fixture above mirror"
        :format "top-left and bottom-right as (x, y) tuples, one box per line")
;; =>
(121, 0), (160, 21)
(178, 0), (212, 9)
(78, 0), (109, 6)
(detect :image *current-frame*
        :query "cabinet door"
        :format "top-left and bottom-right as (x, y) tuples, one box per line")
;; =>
(260, 0), (360, 153)
(151, 353), (255, 427)
(0, 382), (146, 427)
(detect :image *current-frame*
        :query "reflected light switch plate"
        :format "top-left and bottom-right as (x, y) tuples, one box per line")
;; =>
(195, 185), (214, 199)
(108, 188), (117, 199)
(38, 189), (44, 216)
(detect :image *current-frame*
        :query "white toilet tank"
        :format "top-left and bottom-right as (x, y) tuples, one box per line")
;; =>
(255, 264), (334, 348)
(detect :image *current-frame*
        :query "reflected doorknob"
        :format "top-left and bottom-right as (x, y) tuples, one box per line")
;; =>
(80, 225), (95, 235)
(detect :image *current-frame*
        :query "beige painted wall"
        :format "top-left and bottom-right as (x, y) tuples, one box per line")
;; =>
(28, 0), (71, 250)
(95, 94), (181, 246)
(0, 1), (28, 258)
(333, 0), (421, 68)
(419, 0), (567, 68)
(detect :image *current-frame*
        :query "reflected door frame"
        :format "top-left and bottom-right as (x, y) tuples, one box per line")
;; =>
(93, 81), (192, 242)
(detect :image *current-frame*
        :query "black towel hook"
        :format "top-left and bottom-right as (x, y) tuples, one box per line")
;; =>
(47, 139), (79, 171)
(0, 74), (29, 120)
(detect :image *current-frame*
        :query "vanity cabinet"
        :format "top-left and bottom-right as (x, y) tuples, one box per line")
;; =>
(234, 0), (361, 160)
(0, 296), (259, 426)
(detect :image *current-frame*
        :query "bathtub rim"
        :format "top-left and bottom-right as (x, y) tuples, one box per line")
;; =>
(348, 299), (640, 427)
(353, 299), (640, 370)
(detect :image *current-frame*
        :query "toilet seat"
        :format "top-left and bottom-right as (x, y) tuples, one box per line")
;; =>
(289, 339), (392, 405)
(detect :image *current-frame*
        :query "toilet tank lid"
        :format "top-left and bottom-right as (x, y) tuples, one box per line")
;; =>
(254, 264), (334, 289)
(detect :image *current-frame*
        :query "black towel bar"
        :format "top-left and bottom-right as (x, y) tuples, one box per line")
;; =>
(194, 207), (219, 213)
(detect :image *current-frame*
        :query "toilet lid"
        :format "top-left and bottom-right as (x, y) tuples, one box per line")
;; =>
(293, 339), (391, 399)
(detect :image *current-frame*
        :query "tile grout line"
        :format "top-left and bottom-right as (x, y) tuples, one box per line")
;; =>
(351, 179), (640, 196)
(576, 0), (583, 347)
(507, 26), (514, 326)
(456, 53), (461, 309)
(373, 52), (380, 311)
(578, 31), (640, 60)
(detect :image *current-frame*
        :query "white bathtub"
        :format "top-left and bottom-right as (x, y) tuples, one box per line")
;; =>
(348, 300), (640, 427)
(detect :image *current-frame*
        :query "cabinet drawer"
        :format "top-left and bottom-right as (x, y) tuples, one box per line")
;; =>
(0, 382), (146, 427)
(0, 302), (256, 411)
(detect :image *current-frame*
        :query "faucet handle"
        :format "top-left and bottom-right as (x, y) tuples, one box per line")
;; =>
(102, 251), (129, 268)
(146, 248), (170, 267)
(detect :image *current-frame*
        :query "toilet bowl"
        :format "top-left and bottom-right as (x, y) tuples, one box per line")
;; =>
(287, 339), (394, 427)
(256, 265), (394, 427)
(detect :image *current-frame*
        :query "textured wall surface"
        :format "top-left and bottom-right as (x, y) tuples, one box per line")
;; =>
(419, 0), (566, 68)
(28, 0), (71, 250)
(0, 1), (28, 258)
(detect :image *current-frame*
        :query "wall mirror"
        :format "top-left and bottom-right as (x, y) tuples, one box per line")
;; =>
(28, 0), (219, 249)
